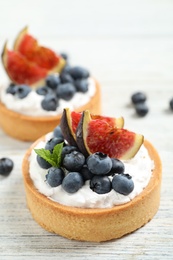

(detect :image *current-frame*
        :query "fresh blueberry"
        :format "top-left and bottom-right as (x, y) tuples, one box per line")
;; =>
(86, 152), (112, 175)
(69, 66), (90, 80)
(36, 86), (52, 96)
(62, 64), (71, 74)
(56, 83), (76, 101)
(60, 72), (74, 84)
(80, 165), (94, 181)
(90, 175), (112, 194)
(169, 98), (173, 111)
(131, 92), (147, 104)
(61, 146), (79, 160)
(46, 167), (65, 187)
(6, 83), (17, 95)
(0, 158), (14, 177)
(15, 85), (31, 99)
(53, 125), (64, 139)
(41, 94), (59, 111)
(45, 137), (64, 152)
(62, 172), (84, 193)
(60, 52), (69, 61)
(112, 173), (134, 195)
(45, 74), (61, 90)
(135, 103), (149, 117)
(63, 151), (85, 171)
(75, 79), (88, 93)
(36, 155), (51, 169)
(107, 158), (125, 176)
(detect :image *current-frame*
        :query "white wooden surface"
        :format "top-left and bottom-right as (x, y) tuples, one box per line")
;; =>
(0, 0), (173, 259)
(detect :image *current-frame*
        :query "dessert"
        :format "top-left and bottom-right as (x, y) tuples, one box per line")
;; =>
(22, 109), (162, 242)
(0, 27), (101, 141)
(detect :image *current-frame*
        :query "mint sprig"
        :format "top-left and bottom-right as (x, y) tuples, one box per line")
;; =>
(34, 142), (64, 167)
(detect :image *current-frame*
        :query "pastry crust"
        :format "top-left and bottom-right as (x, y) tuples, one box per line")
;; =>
(0, 79), (101, 141)
(22, 139), (162, 242)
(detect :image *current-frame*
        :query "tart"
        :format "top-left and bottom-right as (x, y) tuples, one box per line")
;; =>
(0, 27), (101, 141)
(22, 111), (162, 242)
(0, 80), (101, 141)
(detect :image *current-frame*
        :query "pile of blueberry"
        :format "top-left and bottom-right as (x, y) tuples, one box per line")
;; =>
(0, 157), (14, 177)
(131, 92), (149, 117)
(6, 55), (90, 112)
(36, 126), (134, 195)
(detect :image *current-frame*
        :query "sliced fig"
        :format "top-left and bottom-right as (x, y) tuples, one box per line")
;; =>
(60, 108), (124, 147)
(76, 110), (144, 159)
(13, 26), (65, 72)
(1, 42), (48, 86)
(60, 108), (81, 147)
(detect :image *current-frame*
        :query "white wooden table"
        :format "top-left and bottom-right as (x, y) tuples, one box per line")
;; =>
(0, 0), (173, 259)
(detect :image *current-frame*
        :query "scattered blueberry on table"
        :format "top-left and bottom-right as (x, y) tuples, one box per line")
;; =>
(135, 103), (149, 117)
(131, 91), (149, 117)
(0, 157), (14, 177)
(131, 92), (147, 104)
(169, 98), (173, 111)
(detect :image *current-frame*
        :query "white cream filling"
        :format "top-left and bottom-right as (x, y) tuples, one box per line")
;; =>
(0, 78), (95, 117)
(29, 133), (154, 209)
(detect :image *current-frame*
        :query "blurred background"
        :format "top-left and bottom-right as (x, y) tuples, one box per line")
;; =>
(0, 0), (173, 83)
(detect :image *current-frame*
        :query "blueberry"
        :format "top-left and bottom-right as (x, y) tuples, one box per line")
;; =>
(15, 85), (31, 99)
(36, 155), (51, 169)
(63, 151), (85, 171)
(6, 83), (17, 95)
(112, 173), (134, 195)
(46, 167), (65, 187)
(56, 83), (76, 101)
(75, 79), (88, 93)
(80, 165), (94, 181)
(41, 94), (59, 111)
(60, 72), (74, 84)
(61, 146), (79, 160)
(135, 103), (149, 117)
(53, 125), (64, 139)
(69, 66), (90, 80)
(169, 98), (173, 111)
(60, 52), (69, 61)
(36, 86), (52, 96)
(90, 175), (112, 194)
(62, 64), (71, 74)
(131, 92), (147, 104)
(107, 158), (125, 176)
(0, 158), (14, 176)
(45, 74), (61, 90)
(86, 152), (112, 175)
(62, 172), (84, 193)
(45, 137), (64, 152)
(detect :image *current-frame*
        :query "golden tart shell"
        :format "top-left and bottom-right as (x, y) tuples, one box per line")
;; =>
(22, 139), (162, 242)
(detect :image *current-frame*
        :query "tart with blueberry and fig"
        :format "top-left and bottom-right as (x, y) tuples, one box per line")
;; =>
(22, 109), (162, 242)
(0, 27), (101, 141)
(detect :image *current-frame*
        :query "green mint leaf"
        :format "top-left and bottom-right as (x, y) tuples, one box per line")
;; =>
(52, 142), (63, 166)
(34, 148), (57, 167)
(34, 142), (64, 167)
